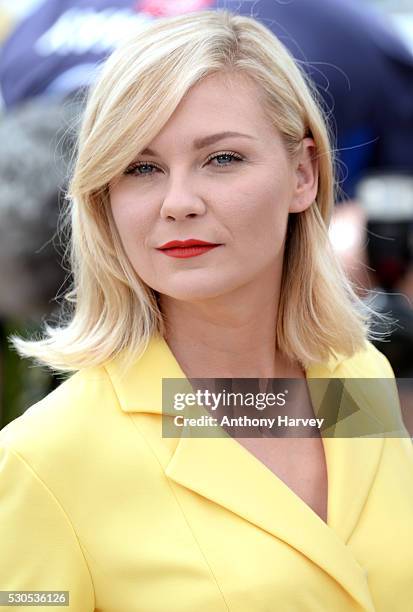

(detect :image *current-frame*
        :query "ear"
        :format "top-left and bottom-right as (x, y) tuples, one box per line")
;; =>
(289, 137), (319, 213)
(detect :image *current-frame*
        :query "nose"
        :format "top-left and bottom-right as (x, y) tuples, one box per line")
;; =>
(160, 175), (207, 221)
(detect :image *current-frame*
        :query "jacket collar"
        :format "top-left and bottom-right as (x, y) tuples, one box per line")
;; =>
(105, 333), (343, 414)
(105, 334), (391, 611)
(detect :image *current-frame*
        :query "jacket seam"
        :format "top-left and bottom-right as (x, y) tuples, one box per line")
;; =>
(128, 415), (231, 612)
(3, 445), (96, 608)
(102, 366), (231, 611)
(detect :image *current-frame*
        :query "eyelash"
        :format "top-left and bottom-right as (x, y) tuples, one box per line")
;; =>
(123, 151), (244, 177)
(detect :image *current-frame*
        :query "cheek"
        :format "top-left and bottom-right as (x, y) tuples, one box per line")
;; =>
(109, 187), (152, 250)
(226, 177), (291, 246)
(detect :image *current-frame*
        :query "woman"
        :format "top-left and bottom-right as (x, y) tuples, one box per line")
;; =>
(1, 10), (412, 612)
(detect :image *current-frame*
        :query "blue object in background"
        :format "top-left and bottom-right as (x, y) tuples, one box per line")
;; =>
(1, 0), (413, 197)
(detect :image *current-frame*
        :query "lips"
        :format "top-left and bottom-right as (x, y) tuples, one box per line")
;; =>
(156, 238), (222, 259)
(158, 239), (218, 249)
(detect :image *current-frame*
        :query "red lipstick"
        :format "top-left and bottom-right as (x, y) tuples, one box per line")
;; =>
(157, 238), (221, 259)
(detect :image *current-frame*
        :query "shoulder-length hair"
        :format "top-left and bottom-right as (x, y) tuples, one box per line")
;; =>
(10, 9), (388, 373)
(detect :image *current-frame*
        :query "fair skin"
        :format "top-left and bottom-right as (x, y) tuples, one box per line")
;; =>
(110, 71), (328, 522)
(109, 71), (318, 378)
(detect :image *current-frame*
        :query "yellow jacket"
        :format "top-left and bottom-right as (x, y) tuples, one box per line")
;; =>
(0, 336), (412, 611)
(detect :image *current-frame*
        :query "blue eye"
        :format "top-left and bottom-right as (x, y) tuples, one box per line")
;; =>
(124, 162), (161, 176)
(206, 152), (243, 166)
(123, 151), (243, 177)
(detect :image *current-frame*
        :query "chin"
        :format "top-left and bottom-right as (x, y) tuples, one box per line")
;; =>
(151, 274), (242, 303)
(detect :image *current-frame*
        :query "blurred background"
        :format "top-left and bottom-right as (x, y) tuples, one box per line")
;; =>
(0, 0), (412, 431)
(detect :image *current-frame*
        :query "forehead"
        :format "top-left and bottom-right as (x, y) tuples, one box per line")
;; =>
(187, 70), (261, 100)
(151, 71), (275, 143)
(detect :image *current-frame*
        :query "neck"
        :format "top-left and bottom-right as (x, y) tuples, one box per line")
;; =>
(159, 277), (304, 380)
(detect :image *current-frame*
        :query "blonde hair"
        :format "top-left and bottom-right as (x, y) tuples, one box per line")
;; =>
(10, 9), (388, 373)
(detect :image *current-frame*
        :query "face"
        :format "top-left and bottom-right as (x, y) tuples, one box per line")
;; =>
(109, 71), (318, 302)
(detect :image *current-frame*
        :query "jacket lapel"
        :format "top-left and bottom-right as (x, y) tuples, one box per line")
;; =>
(165, 430), (375, 611)
(307, 355), (403, 544)
(105, 335), (391, 612)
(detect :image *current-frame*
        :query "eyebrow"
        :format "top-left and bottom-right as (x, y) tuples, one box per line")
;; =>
(139, 131), (256, 156)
